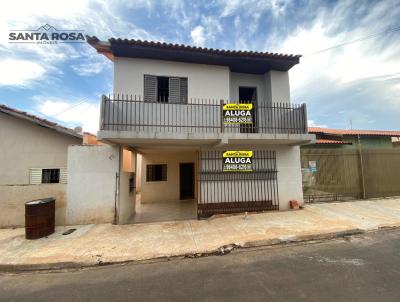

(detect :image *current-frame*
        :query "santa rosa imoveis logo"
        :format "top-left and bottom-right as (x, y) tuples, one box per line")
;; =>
(9, 24), (86, 44)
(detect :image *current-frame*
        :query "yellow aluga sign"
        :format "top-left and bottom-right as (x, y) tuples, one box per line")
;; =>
(223, 151), (253, 158)
(223, 103), (253, 110)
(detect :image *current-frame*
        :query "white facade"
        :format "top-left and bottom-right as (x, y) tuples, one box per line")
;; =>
(102, 56), (308, 214)
(114, 57), (230, 100)
(113, 57), (291, 104)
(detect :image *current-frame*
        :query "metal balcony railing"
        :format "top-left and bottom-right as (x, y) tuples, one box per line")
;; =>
(99, 95), (308, 134)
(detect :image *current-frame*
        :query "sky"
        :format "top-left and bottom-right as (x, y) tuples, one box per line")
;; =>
(1, 0), (399, 133)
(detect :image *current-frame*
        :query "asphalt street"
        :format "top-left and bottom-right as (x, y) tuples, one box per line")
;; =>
(1, 229), (400, 302)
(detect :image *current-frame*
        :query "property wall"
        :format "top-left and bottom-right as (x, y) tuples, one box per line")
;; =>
(140, 150), (198, 203)
(0, 184), (67, 228)
(114, 57), (230, 100)
(0, 112), (81, 185)
(66, 145), (120, 225)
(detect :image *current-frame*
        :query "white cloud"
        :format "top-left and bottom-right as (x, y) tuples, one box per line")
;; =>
(308, 120), (328, 128)
(34, 98), (100, 133)
(0, 0), (154, 88)
(275, 1), (400, 110)
(190, 26), (205, 46)
(219, 0), (290, 17)
(190, 16), (223, 47)
(0, 59), (45, 86)
(72, 62), (106, 76)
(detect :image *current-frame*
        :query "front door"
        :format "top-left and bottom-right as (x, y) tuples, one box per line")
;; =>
(180, 163), (195, 200)
(239, 87), (258, 133)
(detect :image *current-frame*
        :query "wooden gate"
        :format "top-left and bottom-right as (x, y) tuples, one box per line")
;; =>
(198, 150), (279, 217)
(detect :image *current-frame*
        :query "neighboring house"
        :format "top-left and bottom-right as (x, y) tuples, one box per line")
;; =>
(70, 37), (314, 225)
(305, 127), (400, 149)
(0, 104), (82, 227)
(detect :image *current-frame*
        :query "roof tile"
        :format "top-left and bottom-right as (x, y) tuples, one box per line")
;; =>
(0, 104), (82, 139)
(309, 127), (400, 137)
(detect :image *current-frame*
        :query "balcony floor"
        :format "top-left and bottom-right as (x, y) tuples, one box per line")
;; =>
(98, 130), (316, 147)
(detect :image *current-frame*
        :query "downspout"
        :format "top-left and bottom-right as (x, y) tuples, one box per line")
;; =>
(113, 146), (122, 225)
(114, 171), (119, 225)
(357, 134), (366, 199)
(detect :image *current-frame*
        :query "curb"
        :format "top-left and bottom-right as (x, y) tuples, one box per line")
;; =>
(0, 228), (370, 273)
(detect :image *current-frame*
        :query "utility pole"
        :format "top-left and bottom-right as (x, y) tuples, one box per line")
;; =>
(357, 134), (366, 199)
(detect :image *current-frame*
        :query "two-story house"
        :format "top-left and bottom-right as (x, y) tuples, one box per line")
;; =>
(80, 36), (315, 224)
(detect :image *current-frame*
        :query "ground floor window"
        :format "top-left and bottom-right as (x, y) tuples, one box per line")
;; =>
(146, 164), (167, 181)
(42, 169), (60, 183)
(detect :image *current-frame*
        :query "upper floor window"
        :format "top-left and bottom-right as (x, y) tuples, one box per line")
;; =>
(144, 75), (188, 103)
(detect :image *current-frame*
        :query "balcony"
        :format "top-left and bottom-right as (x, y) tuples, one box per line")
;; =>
(98, 95), (315, 146)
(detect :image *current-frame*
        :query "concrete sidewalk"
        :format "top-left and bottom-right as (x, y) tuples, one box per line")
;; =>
(1, 197), (400, 271)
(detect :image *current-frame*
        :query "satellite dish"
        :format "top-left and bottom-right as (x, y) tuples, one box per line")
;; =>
(74, 126), (83, 134)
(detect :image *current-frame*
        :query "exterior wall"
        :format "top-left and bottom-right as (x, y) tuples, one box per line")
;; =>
(264, 70), (291, 103)
(113, 57), (290, 104)
(135, 153), (142, 192)
(0, 184), (67, 227)
(140, 150), (198, 203)
(114, 57), (230, 100)
(229, 72), (267, 103)
(275, 145), (304, 210)
(118, 148), (136, 224)
(66, 145), (119, 225)
(0, 112), (81, 185)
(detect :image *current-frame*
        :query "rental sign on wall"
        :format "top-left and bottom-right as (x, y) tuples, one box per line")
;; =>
(223, 104), (253, 125)
(223, 151), (253, 172)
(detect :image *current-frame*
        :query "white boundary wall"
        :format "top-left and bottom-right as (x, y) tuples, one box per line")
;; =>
(66, 145), (119, 225)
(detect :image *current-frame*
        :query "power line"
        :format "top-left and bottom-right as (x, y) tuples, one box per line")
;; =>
(53, 100), (87, 117)
(304, 25), (400, 57)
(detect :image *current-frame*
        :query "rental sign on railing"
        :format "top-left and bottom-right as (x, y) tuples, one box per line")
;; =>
(223, 151), (253, 172)
(223, 103), (253, 125)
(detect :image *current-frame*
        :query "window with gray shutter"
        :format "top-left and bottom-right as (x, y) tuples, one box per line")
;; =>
(29, 168), (67, 184)
(180, 78), (188, 103)
(29, 168), (42, 185)
(144, 75), (188, 103)
(60, 168), (68, 184)
(168, 77), (180, 103)
(144, 75), (157, 102)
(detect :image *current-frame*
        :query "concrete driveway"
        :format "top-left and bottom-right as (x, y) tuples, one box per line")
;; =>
(0, 197), (400, 271)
